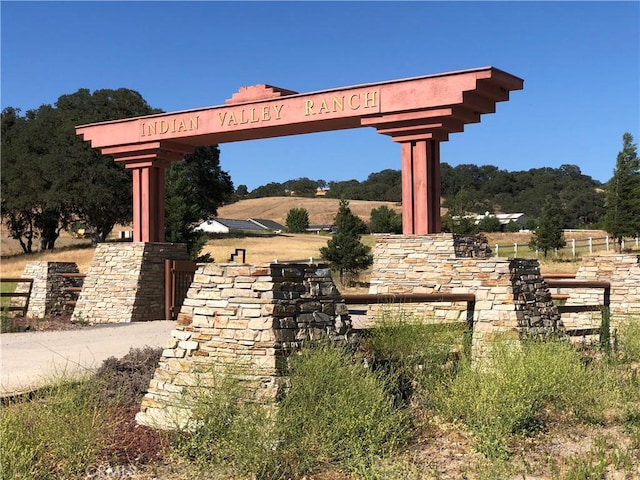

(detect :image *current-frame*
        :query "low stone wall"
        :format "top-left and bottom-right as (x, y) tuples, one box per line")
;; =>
(71, 242), (189, 323)
(18, 262), (80, 318)
(136, 262), (350, 430)
(557, 254), (640, 333)
(368, 235), (561, 360)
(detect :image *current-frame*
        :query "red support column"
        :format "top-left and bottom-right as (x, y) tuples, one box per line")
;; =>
(141, 167), (151, 242)
(400, 139), (442, 234)
(132, 169), (142, 242)
(130, 164), (166, 242)
(157, 167), (166, 242)
(101, 142), (193, 242)
(426, 140), (442, 233)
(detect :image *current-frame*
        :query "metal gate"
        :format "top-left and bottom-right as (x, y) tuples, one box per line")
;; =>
(164, 259), (198, 320)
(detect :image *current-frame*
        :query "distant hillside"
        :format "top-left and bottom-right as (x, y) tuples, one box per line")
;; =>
(217, 197), (408, 225)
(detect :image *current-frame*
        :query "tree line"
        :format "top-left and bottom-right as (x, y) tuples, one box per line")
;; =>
(1, 89), (233, 258)
(242, 164), (607, 231)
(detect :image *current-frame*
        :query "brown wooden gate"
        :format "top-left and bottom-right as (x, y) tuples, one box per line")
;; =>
(165, 259), (198, 320)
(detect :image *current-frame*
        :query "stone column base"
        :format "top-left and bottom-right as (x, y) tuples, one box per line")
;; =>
(136, 263), (350, 430)
(19, 262), (80, 318)
(71, 242), (189, 324)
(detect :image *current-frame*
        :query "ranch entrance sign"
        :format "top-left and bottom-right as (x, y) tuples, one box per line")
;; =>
(76, 66), (523, 240)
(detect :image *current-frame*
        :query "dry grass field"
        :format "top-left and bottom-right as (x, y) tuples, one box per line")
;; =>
(0, 197), (616, 279)
(200, 233), (335, 265)
(1, 230), (610, 280)
(216, 196), (403, 225)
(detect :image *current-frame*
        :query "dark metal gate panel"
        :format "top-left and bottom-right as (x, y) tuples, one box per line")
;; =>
(165, 259), (198, 320)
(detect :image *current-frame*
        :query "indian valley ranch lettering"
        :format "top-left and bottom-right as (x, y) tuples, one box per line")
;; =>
(304, 90), (379, 116)
(138, 89), (380, 136)
(216, 89), (380, 127)
(217, 104), (284, 127)
(140, 116), (199, 137)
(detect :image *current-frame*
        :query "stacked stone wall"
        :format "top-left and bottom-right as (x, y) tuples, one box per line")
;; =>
(71, 243), (188, 323)
(18, 262), (80, 318)
(368, 235), (561, 360)
(136, 263), (350, 430)
(509, 259), (562, 338)
(556, 254), (640, 333)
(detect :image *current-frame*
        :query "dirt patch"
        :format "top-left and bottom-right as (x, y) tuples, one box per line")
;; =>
(1, 315), (90, 333)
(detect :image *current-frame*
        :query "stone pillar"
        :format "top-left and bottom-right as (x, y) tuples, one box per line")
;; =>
(71, 242), (189, 324)
(400, 139), (441, 234)
(136, 263), (350, 430)
(19, 262), (80, 318)
(17, 261), (78, 318)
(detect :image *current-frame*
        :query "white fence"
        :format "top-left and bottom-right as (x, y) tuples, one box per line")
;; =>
(494, 236), (640, 259)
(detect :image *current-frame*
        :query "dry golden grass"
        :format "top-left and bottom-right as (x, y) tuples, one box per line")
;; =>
(217, 196), (404, 225)
(201, 233), (331, 264)
(484, 230), (607, 245)
(0, 232), (601, 279)
(0, 245), (96, 278)
(0, 220), (614, 280)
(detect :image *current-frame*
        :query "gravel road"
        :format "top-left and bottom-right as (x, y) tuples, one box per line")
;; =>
(0, 321), (174, 396)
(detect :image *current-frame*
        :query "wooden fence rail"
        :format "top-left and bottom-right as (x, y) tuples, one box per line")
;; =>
(0, 278), (34, 317)
(341, 292), (477, 327)
(545, 279), (611, 346)
(60, 273), (86, 306)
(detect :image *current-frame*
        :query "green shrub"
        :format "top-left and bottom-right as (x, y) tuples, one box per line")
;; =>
(170, 373), (280, 478)
(617, 316), (640, 363)
(277, 343), (410, 478)
(362, 312), (468, 402)
(172, 343), (410, 479)
(0, 379), (111, 479)
(435, 339), (615, 459)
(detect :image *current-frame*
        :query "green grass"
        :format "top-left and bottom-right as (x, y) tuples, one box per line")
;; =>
(434, 338), (617, 459)
(172, 343), (411, 479)
(0, 281), (17, 309)
(2, 319), (640, 479)
(0, 377), (112, 480)
(361, 312), (469, 404)
(0, 347), (164, 480)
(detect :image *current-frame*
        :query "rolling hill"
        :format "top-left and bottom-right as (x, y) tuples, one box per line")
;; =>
(216, 197), (407, 225)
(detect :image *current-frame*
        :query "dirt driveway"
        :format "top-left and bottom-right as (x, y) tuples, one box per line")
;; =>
(0, 321), (174, 397)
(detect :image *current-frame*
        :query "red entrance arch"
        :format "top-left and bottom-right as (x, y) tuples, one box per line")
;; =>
(77, 67), (522, 241)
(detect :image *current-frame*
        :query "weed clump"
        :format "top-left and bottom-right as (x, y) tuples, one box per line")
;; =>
(0, 379), (109, 479)
(435, 339), (616, 459)
(172, 342), (411, 479)
(0, 347), (166, 479)
(93, 346), (162, 404)
(361, 312), (468, 405)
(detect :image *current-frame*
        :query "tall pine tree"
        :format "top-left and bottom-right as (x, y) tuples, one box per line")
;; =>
(528, 196), (566, 258)
(602, 133), (640, 251)
(320, 199), (372, 285)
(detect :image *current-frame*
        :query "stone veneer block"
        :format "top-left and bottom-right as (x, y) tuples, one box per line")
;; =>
(71, 242), (188, 324)
(569, 254), (640, 330)
(136, 262), (350, 431)
(19, 262), (80, 318)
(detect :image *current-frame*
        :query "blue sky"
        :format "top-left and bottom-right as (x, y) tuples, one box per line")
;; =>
(2, 1), (638, 191)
